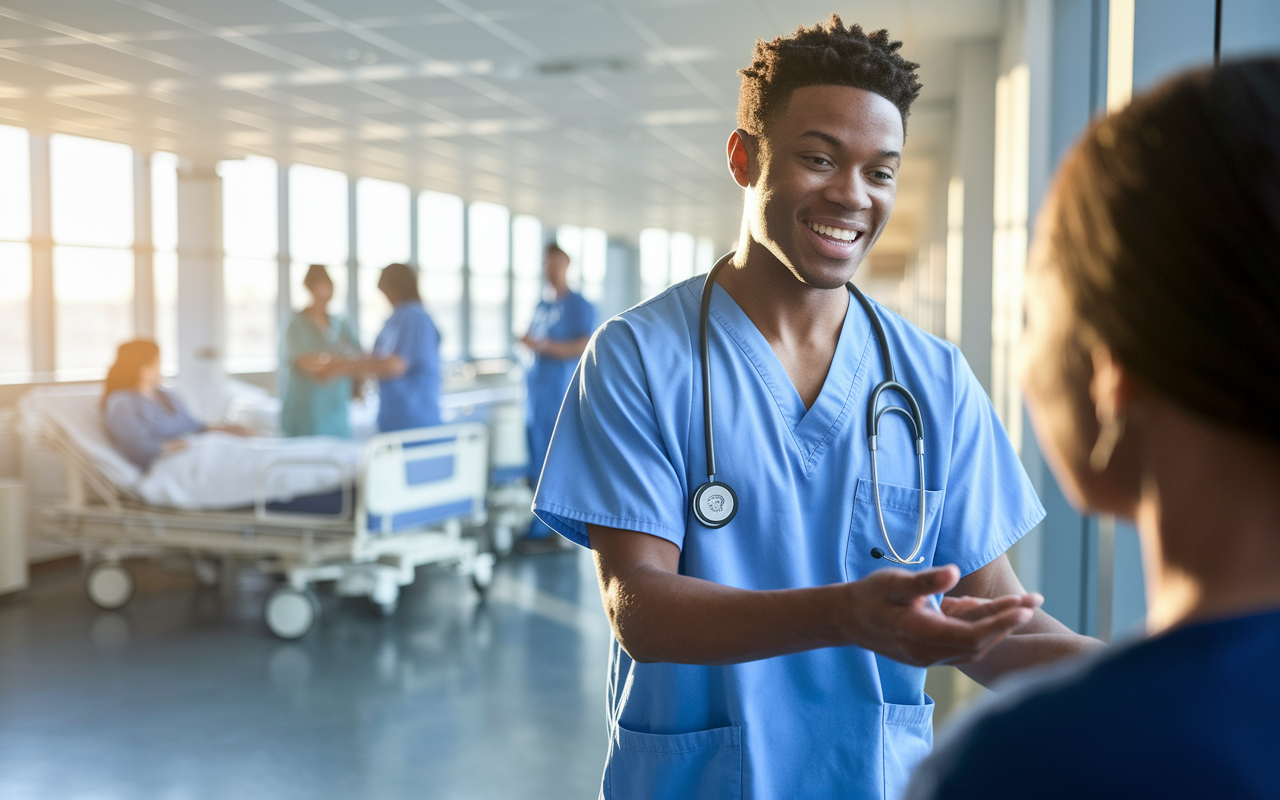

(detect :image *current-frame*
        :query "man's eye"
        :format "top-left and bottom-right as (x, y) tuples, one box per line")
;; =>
(872, 170), (894, 181)
(808, 157), (832, 167)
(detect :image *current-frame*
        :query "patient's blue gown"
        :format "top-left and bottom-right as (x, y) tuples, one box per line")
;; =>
(103, 388), (204, 470)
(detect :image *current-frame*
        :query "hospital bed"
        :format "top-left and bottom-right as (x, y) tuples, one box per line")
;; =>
(21, 386), (496, 639)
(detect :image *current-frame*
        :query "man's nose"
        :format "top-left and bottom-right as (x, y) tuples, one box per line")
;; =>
(826, 169), (872, 211)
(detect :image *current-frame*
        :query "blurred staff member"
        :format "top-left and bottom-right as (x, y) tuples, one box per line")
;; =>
(314, 263), (441, 433)
(279, 264), (362, 437)
(519, 243), (596, 546)
(908, 59), (1280, 799)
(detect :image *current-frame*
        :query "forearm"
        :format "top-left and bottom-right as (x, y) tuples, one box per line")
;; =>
(600, 562), (848, 666)
(959, 612), (1103, 686)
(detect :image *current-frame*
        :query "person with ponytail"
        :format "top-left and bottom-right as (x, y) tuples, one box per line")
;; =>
(102, 340), (247, 469)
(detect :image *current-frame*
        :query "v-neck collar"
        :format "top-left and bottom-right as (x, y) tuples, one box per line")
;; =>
(704, 282), (874, 474)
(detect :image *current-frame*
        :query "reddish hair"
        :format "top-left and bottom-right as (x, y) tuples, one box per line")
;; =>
(101, 339), (161, 409)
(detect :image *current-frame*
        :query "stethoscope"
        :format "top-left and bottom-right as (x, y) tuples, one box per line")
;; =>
(690, 254), (928, 565)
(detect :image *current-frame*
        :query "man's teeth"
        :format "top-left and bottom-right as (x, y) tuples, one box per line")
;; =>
(807, 222), (859, 242)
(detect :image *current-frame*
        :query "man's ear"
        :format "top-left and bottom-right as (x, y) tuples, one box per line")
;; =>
(726, 129), (756, 188)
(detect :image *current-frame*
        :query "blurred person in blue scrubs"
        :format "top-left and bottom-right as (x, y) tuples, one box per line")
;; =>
(311, 263), (441, 433)
(908, 59), (1280, 800)
(279, 264), (362, 437)
(518, 243), (595, 550)
(532, 16), (1096, 799)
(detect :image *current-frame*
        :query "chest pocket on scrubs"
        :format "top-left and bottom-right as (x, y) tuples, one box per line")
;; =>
(604, 724), (742, 800)
(844, 479), (944, 582)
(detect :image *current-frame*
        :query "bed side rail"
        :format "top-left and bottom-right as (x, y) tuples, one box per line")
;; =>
(357, 423), (489, 538)
(39, 422), (128, 512)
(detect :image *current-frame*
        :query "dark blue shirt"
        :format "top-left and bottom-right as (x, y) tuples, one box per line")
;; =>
(909, 608), (1280, 800)
(373, 302), (441, 433)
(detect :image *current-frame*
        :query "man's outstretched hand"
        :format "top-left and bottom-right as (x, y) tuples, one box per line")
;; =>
(841, 565), (1042, 668)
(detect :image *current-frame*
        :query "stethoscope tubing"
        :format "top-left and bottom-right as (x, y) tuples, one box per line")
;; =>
(695, 254), (927, 565)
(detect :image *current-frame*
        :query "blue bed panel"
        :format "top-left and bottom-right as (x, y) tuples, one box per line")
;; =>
(405, 455), (455, 485)
(490, 465), (527, 486)
(266, 489), (347, 516)
(367, 498), (476, 534)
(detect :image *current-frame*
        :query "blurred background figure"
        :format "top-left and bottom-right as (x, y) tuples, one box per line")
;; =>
(309, 263), (441, 433)
(519, 243), (595, 550)
(909, 59), (1280, 799)
(102, 339), (248, 469)
(279, 264), (361, 438)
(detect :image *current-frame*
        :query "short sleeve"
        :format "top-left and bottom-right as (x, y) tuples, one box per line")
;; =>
(532, 320), (689, 549)
(933, 348), (1045, 576)
(281, 316), (307, 363)
(338, 316), (361, 354)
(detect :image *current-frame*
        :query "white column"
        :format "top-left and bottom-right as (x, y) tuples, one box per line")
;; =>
(276, 164), (291, 334)
(947, 41), (998, 393)
(133, 151), (155, 338)
(176, 161), (226, 420)
(29, 134), (54, 377)
(346, 177), (359, 334)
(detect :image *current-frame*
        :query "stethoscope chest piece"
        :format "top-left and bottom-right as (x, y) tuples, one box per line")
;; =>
(692, 481), (738, 528)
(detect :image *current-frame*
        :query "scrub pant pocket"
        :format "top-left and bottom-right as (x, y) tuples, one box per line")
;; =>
(883, 697), (934, 800)
(603, 724), (742, 800)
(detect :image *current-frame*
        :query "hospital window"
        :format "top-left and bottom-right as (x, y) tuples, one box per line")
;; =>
(668, 232), (696, 285)
(468, 201), (511, 360)
(695, 237), (717, 274)
(557, 225), (607, 305)
(0, 125), (31, 380)
(639, 228), (670, 300)
(356, 177), (410, 348)
(222, 156), (280, 374)
(50, 134), (134, 379)
(418, 190), (464, 361)
(510, 215), (543, 341)
(151, 152), (179, 375)
(288, 164), (349, 336)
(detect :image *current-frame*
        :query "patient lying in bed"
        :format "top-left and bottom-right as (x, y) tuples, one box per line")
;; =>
(102, 340), (251, 470)
(96, 340), (360, 511)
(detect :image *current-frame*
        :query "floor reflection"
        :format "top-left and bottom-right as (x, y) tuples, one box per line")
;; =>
(0, 549), (611, 800)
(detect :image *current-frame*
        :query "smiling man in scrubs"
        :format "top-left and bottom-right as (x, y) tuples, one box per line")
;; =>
(533, 16), (1097, 800)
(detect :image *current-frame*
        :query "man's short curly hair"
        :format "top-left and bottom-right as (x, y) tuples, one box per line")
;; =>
(737, 15), (922, 138)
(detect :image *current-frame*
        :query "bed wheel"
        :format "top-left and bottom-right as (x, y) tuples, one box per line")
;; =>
(471, 552), (496, 596)
(265, 587), (319, 639)
(87, 562), (134, 610)
(378, 598), (399, 617)
(192, 557), (221, 587)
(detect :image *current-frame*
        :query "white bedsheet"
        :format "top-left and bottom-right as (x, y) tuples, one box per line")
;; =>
(21, 386), (362, 512)
(138, 432), (361, 510)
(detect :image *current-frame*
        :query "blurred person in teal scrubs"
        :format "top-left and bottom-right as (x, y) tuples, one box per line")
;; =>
(279, 264), (362, 438)
(518, 243), (595, 551)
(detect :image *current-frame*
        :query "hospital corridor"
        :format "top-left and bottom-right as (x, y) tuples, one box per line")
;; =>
(1, 1), (1279, 799)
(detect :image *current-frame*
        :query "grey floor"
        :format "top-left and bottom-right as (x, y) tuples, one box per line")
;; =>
(0, 548), (613, 799)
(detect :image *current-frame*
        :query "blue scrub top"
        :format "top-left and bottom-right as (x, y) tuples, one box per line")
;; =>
(533, 277), (1044, 800)
(373, 302), (441, 433)
(526, 291), (595, 473)
(909, 608), (1280, 800)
